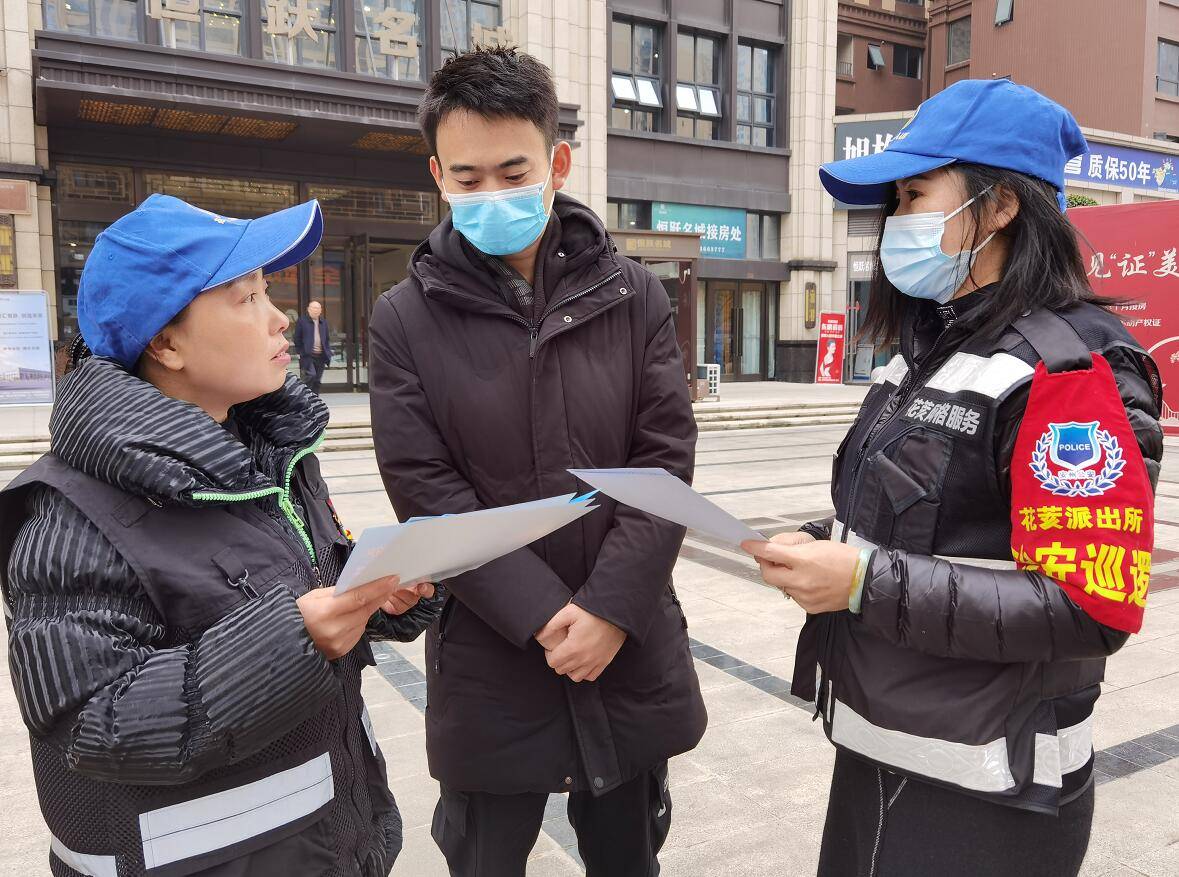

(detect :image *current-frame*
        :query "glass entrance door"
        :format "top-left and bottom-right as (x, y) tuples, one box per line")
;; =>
(706, 281), (766, 381)
(737, 282), (765, 380)
(708, 282), (737, 378)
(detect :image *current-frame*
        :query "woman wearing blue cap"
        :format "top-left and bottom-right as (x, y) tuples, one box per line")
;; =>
(0, 194), (439, 877)
(744, 80), (1162, 875)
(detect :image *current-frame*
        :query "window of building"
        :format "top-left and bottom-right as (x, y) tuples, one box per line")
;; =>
(611, 19), (662, 132)
(867, 44), (886, 70)
(356, 0), (423, 80)
(1154, 132), (1179, 144)
(948, 17), (971, 65)
(836, 34), (854, 78)
(440, 0), (501, 58)
(154, 0), (244, 55)
(898, 0), (924, 5)
(745, 212), (780, 261)
(1159, 40), (1179, 97)
(893, 44), (922, 79)
(43, 0), (139, 40)
(262, 0), (340, 69)
(995, 0), (1014, 26)
(676, 32), (722, 140)
(606, 199), (650, 230)
(737, 42), (776, 147)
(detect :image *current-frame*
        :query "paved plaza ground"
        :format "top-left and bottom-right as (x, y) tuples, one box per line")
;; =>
(2, 418), (1178, 875)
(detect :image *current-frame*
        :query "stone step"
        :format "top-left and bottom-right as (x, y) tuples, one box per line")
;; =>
(0, 404), (863, 468)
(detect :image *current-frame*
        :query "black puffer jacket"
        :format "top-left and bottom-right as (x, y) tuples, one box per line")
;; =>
(369, 194), (707, 797)
(0, 358), (438, 877)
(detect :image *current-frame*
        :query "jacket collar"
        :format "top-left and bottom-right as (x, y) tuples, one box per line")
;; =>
(48, 357), (328, 503)
(410, 193), (623, 320)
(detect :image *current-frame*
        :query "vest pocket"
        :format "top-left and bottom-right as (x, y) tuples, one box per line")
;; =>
(856, 428), (952, 555)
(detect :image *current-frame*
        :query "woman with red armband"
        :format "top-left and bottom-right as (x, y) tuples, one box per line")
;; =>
(745, 80), (1162, 876)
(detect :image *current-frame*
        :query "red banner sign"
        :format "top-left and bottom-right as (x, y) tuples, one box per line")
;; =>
(1069, 200), (1179, 434)
(814, 311), (846, 384)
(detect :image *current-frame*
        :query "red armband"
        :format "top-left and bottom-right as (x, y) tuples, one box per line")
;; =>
(1010, 352), (1153, 633)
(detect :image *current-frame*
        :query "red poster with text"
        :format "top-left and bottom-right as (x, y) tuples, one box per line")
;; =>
(1070, 200), (1179, 435)
(814, 311), (846, 384)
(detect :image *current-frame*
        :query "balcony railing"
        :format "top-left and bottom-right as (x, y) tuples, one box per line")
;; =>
(837, 61), (854, 77)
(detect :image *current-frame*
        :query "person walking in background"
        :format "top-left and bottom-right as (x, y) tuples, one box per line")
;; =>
(294, 299), (332, 392)
(0, 194), (439, 877)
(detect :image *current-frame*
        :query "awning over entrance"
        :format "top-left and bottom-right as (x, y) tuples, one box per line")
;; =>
(33, 33), (584, 160)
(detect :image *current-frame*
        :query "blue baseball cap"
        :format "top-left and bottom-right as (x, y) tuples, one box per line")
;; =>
(79, 193), (323, 369)
(820, 79), (1088, 212)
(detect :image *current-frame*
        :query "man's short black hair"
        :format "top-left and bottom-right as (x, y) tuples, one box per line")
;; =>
(418, 46), (560, 156)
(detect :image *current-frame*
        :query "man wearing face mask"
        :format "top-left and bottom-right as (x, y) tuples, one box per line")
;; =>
(367, 47), (706, 876)
(742, 80), (1162, 876)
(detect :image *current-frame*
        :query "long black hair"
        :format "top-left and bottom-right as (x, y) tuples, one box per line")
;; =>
(857, 163), (1112, 345)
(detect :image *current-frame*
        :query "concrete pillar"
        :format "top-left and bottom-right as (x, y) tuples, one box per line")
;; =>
(781, 0), (838, 364)
(506, 0), (609, 220)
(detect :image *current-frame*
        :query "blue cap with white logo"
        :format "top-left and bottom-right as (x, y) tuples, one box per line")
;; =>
(819, 79), (1088, 212)
(78, 193), (323, 369)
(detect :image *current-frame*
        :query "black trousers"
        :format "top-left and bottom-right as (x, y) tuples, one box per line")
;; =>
(818, 751), (1095, 877)
(299, 354), (328, 393)
(431, 763), (671, 877)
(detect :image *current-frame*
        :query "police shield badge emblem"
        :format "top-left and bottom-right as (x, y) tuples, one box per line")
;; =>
(1048, 421), (1101, 470)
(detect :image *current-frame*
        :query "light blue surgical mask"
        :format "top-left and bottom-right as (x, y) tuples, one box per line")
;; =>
(880, 189), (996, 304)
(443, 151), (554, 256)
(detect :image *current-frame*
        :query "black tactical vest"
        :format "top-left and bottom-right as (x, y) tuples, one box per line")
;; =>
(797, 306), (1152, 813)
(0, 454), (394, 877)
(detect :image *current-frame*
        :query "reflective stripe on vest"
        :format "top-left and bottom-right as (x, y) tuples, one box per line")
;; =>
(833, 520), (1019, 570)
(924, 351), (1034, 399)
(830, 697), (1017, 792)
(873, 354), (909, 386)
(50, 835), (118, 877)
(139, 751), (334, 870)
(1033, 717), (1095, 788)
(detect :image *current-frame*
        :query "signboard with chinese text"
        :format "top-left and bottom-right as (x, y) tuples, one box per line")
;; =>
(831, 118), (910, 209)
(1064, 142), (1179, 195)
(1069, 200), (1179, 434)
(652, 203), (746, 259)
(0, 290), (54, 405)
(814, 311), (846, 385)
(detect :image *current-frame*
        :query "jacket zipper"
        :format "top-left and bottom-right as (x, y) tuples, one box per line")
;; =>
(189, 432), (325, 581)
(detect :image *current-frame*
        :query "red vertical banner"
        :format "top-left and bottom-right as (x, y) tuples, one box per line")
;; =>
(814, 311), (847, 384)
(1069, 200), (1179, 435)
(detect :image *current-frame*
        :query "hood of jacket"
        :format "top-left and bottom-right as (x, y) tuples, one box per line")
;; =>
(47, 356), (328, 503)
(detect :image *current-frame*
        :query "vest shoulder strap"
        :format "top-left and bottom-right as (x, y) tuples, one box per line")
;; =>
(1011, 307), (1093, 373)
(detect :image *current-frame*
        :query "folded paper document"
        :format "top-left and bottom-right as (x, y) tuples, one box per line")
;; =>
(335, 492), (598, 595)
(567, 468), (763, 547)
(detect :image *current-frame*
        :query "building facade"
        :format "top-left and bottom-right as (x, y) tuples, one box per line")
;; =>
(836, 0), (927, 116)
(4, 0), (609, 391)
(927, 0), (1179, 143)
(605, 0), (837, 383)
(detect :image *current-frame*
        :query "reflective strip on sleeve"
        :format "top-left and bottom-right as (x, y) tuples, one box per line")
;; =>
(924, 352), (1034, 399)
(1033, 716), (1094, 788)
(50, 835), (118, 877)
(830, 698), (1016, 792)
(873, 354), (910, 386)
(832, 520), (1018, 570)
(139, 751), (334, 870)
